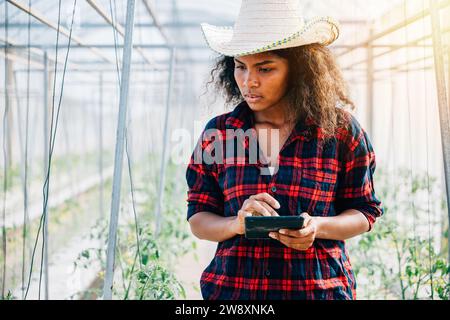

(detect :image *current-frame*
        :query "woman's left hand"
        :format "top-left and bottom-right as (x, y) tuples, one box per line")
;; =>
(269, 213), (318, 251)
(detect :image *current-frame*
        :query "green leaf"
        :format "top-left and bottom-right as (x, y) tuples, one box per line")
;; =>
(406, 265), (412, 277)
(81, 250), (90, 259)
(141, 254), (149, 266)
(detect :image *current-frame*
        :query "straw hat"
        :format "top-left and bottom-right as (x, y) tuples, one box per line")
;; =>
(201, 0), (340, 57)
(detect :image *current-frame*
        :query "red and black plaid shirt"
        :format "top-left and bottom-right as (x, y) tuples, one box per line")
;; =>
(186, 101), (383, 300)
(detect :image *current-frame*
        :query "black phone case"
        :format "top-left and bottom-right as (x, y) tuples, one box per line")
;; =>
(245, 216), (305, 239)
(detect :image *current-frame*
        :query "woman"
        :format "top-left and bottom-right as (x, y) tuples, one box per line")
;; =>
(186, 0), (383, 300)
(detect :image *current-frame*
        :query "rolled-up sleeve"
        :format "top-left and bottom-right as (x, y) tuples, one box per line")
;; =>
(335, 124), (384, 231)
(185, 126), (224, 221)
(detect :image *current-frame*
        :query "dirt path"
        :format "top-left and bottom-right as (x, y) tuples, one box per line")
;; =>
(174, 237), (217, 300)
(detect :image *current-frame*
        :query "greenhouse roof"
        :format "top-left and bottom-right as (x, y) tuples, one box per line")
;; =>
(0, 0), (406, 68)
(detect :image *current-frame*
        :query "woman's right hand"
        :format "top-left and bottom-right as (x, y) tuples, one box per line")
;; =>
(232, 193), (281, 235)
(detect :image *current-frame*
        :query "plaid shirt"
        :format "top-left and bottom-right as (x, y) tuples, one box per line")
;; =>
(186, 102), (383, 300)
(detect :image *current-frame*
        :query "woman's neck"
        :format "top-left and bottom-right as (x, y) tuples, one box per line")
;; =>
(253, 100), (292, 128)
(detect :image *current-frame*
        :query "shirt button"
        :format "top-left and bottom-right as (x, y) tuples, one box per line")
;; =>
(265, 270), (271, 277)
(270, 186), (277, 193)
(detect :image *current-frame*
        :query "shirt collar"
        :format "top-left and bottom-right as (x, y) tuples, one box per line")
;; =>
(225, 101), (315, 142)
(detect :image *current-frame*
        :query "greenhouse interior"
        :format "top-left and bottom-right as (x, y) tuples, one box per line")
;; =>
(0, 0), (449, 300)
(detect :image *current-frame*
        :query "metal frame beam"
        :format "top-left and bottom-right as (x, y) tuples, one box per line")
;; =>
(142, 0), (172, 45)
(6, 0), (115, 64)
(0, 36), (86, 70)
(0, 48), (44, 68)
(336, 0), (450, 58)
(341, 27), (450, 70)
(86, 0), (155, 65)
(0, 19), (371, 30)
(370, 53), (443, 74)
(13, 66), (187, 73)
(0, 43), (438, 51)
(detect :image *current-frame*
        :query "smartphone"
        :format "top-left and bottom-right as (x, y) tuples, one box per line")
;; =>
(244, 216), (305, 239)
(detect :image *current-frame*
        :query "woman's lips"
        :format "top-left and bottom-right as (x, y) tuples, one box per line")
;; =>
(245, 95), (263, 103)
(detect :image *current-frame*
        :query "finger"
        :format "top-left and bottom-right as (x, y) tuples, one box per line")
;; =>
(269, 232), (303, 249)
(280, 225), (314, 238)
(269, 232), (288, 246)
(276, 233), (302, 244)
(243, 200), (272, 217)
(251, 193), (281, 209)
(300, 212), (312, 226)
(237, 210), (252, 226)
(298, 225), (315, 238)
(274, 232), (313, 245)
(271, 233), (312, 250)
(270, 232), (295, 244)
(258, 200), (279, 216)
(278, 228), (302, 238)
(238, 210), (253, 218)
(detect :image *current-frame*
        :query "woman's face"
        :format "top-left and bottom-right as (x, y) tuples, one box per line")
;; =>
(233, 52), (289, 112)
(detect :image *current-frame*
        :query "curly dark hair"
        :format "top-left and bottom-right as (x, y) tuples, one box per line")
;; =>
(207, 43), (355, 139)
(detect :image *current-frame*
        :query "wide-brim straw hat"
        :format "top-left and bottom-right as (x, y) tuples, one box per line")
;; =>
(201, 0), (340, 57)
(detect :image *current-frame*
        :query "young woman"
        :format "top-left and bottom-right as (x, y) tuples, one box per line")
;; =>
(186, 0), (383, 300)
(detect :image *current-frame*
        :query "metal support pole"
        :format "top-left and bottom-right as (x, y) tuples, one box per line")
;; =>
(12, 70), (24, 297)
(5, 59), (14, 170)
(366, 27), (374, 140)
(13, 69), (31, 299)
(430, 0), (450, 287)
(12, 71), (24, 176)
(102, 0), (136, 300)
(42, 51), (49, 300)
(155, 47), (175, 237)
(1, 43), (8, 304)
(99, 73), (104, 218)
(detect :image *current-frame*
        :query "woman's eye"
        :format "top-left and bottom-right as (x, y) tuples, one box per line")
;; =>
(235, 65), (245, 70)
(259, 68), (272, 73)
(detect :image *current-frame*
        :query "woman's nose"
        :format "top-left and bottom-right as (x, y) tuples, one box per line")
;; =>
(244, 72), (260, 88)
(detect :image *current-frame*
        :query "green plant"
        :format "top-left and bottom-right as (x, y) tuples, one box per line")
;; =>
(349, 168), (450, 300)
(2, 290), (16, 300)
(74, 156), (194, 300)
